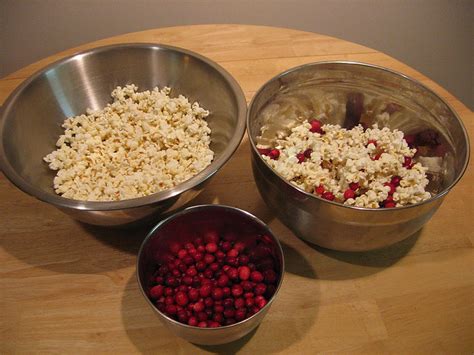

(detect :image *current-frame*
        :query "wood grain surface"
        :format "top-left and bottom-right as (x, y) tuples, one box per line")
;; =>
(1, 24), (473, 354)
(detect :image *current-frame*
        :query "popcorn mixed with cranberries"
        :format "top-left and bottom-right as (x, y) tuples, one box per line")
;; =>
(147, 230), (280, 328)
(257, 116), (431, 208)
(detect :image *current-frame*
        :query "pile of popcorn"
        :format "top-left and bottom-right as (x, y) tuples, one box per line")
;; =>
(257, 116), (431, 208)
(44, 84), (213, 201)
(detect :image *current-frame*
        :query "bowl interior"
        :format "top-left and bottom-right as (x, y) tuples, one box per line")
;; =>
(1, 44), (244, 202)
(248, 62), (469, 198)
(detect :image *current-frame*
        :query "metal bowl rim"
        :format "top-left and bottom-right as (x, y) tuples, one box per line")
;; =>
(0, 43), (247, 211)
(246, 60), (470, 212)
(136, 204), (285, 331)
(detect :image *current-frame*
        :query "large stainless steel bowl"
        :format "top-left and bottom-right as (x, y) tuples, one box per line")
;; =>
(247, 61), (469, 251)
(137, 204), (284, 345)
(0, 44), (246, 226)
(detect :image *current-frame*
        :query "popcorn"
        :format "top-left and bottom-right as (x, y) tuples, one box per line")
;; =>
(257, 117), (431, 208)
(43, 84), (213, 201)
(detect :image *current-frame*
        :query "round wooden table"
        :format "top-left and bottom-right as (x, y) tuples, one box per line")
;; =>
(1, 25), (473, 354)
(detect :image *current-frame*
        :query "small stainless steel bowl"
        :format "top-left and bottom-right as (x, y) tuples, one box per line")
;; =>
(247, 61), (469, 251)
(0, 44), (246, 226)
(136, 204), (284, 345)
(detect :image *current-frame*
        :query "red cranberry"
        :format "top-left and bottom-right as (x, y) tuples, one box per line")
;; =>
(199, 284), (212, 298)
(177, 249), (188, 259)
(384, 201), (396, 208)
(164, 287), (174, 296)
(205, 242), (218, 253)
(245, 297), (255, 307)
(309, 119), (323, 133)
(204, 254), (215, 264)
(177, 310), (189, 323)
(188, 316), (198, 326)
(226, 256), (239, 267)
(165, 276), (178, 287)
(182, 255), (194, 265)
(231, 284), (244, 297)
(175, 292), (189, 306)
(250, 271), (264, 283)
(183, 276), (193, 286)
(193, 301), (205, 313)
(221, 241), (232, 252)
(197, 312), (208, 322)
(235, 308), (247, 321)
(217, 274), (229, 287)
(196, 245), (205, 253)
(255, 297), (267, 309)
(192, 252), (203, 261)
(192, 276), (201, 287)
(263, 269), (277, 284)
(226, 267), (239, 280)
(241, 280), (254, 292)
(212, 287), (224, 300)
(185, 266), (197, 277)
(209, 321), (220, 328)
(164, 296), (174, 305)
(254, 283), (267, 295)
(222, 287), (231, 297)
(371, 152), (382, 160)
(155, 276), (164, 284)
(172, 268), (182, 277)
(269, 149), (280, 160)
(203, 269), (214, 279)
(215, 250), (226, 261)
(223, 298), (234, 308)
(314, 185), (325, 195)
(349, 182), (360, 191)
(203, 297), (213, 308)
(227, 248), (239, 258)
(257, 147), (271, 156)
(234, 242), (246, 252)
(234, 298), (245, 309)
(297, 152), (305, 163)
(196, 261), (206, 271)
(244, 292), (254, 298)
(304, 148), (313, 158)
(150, 285), (164, 299)
(344, 188), (355, 200)
(198, 321), (207, 328)
(177, 285), (188, 293)
(188, 288), (199, 301)
(203, 229), (220, 244)
(158, 265), (169, 275)
(156, 302), (166, 312)
(391, 175), (402, 186)
(214, 305), (224, 313)
(184, 242), (195, 250)
(238, 266), (251, 281)
(322, 191), (335, 201)
(213, 312), (224, 323)
(238, 255), (250, 265)
(193, 238), (203, 247)
(223, 308), (235, 319)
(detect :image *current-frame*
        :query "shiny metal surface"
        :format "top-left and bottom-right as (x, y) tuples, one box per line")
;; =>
(247, 61), (470, 251)
(0, 44), (247, 226)
(136, 204), (285, 345)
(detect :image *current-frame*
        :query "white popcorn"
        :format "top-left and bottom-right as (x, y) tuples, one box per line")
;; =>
(257, 117), (431, 208)
(43, 85), (213, 201)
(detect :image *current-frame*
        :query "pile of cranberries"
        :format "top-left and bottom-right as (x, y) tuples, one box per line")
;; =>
(147, 230), (280, 328)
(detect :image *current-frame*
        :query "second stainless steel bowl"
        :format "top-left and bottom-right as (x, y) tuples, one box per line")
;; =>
(247, 61), (469, 251)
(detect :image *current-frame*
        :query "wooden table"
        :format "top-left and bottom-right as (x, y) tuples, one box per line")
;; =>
(1, 25), (473, 354)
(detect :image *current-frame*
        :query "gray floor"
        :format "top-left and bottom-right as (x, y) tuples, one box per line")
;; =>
(1, 0), (472, 109)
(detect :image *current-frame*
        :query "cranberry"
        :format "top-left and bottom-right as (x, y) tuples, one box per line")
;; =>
(185, 266), (197, 277)
(205, 242), (218, 253)
(204, 297), (214, 308)
(231, 284), (244, 297)
(193, 237), (203, 247)
(227, 248), (239, 258)
(322, 191), (335, 201)
(158, 265), (169, 275)
(263, 269), (277, 284)
(177, 285), (188, 293)
(217, 274), (229, 287)
(188, 316), (198, 326)
(193, 301), (205, 313)
(172, 268), (182, 276)
(164, 287), (174, 296)
(403, 156), (413, 169)
(343, 189), (355, 200)
(235, 308), (247, 321)
(215, 250), (226, 261)
(221, 241), (232, 252)
(196, 261), (206, 271)
(182, 255), (194, 265)
(188, 288), (199, 301)
(349, 182), (360, 191)
(226, 267), (239, 280)
(244, 292), (254, 298)
(165, 276), (178, 287)
(150, 285), (164, 299)
(257, 147), (271, 156)
(254, 283), (267, 295)
(164, 296), (174, 305)
(212, 312), (223, 323)
(222, 287), (231, 297)
(192, 276), (201, 287)
(367, 139), (377, 147)
(214, 305), (224, 314)
(304, 148), (313, 158)
(255, 297), (267, 309)
(384, 201), (396, 208)
(314, 185), (325, 195)
(177, 310), (189, 323)
(250, 271), (264, 283)
(371, 152), (382, 160)
(155, 276), (164, 284)
(234, 298), (245, 309)
(245, 297), (255, 307)
(209, 262), (220, 272)
(238, 266), (251, 281)
(309, 119), (323, 133)
(203, 269), (214, 279)
(198, 321), (208, 328)
(234, 242), (246, 252)
(223, 298), (234, 308)
(199, 284), (212, 298)
(204, 254), (215, 264)
(175, 292), (189, 306)
(391, 175), (402, 186)
(177, 249), (188, 259)
(226, 256), (239, 267)
(192, 252), (203, 261)
(269, 149), (280, 160)
(212, 287), (224, 300)
(197, 312), (208, 322)
(297, 152), (305, 163)
(223, 308), (235, 319)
